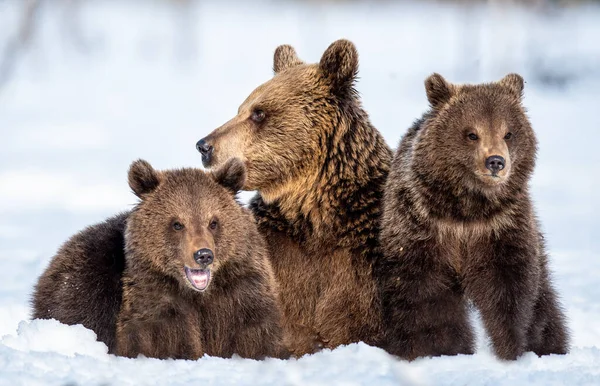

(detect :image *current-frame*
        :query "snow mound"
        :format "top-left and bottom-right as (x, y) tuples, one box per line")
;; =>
(0, 319), (108, 359)
(0, 332), (599, 386)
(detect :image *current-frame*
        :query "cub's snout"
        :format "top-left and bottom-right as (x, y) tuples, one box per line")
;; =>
(193, 248), (214, 266)
(485, 155), (505, 175)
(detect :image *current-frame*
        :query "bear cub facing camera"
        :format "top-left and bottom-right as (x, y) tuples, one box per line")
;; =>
(116, 159), (287, 360)
(378, 73), (569, 361)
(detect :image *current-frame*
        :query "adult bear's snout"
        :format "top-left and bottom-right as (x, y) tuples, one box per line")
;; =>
(196, 138), (214, 166)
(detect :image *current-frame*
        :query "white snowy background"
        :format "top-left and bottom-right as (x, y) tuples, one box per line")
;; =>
(0, 0), (599, 385)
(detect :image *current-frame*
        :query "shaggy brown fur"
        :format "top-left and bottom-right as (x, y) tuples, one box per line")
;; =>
(116, 159), (287, 360)
(197, 40), (392, 356)
(377, 73), (569, 361)
(32, 212), (128, 353)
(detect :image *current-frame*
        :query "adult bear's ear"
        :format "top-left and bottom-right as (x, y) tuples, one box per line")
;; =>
(498, 73), (525, 100)
(128, 159), (161, 198)
(273, 44), (304, 74)
(212, 158), (246, 194)
(425, 73), (456, 109)
(319, 39), (359, 96)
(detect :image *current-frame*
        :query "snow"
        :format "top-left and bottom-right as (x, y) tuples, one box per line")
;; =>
(1, 320), (109, 359)
(0, 0), (599, 384)
(0, 322), (599, 386)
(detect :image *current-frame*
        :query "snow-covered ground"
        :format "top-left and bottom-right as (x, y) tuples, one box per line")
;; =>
(0, 1), (599, 384)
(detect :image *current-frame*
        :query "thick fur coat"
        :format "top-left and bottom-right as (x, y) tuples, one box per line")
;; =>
(32, 212), (128, 353)
(116, 159), (287, 360)
(198, 40), (392, 355)
(377, 73), (569, 360)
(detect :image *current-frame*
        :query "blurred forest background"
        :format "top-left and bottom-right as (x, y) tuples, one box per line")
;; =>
(1, 0), (599, 92)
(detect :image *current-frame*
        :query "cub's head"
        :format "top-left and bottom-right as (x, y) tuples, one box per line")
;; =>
(414, 73), (537, 194)
(126, 158), (248, 293)
(196, 39), (360, 201)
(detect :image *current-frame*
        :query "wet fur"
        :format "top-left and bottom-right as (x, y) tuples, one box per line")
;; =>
(377, 74), (569, 360)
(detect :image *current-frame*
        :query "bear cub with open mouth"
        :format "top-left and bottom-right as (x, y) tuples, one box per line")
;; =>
(378, 73), (569, 361)
(116, 159), (287, 360)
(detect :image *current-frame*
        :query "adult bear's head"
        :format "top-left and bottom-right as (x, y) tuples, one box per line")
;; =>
(196, 39), (363, 203)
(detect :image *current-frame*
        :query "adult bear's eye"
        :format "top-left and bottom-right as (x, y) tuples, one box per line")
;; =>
(172, 221), (184, 231)
(209, 218), (219, 231)
(504, 132), (513, 140)
(468, 133), (479, 141)
(251, 109), (265, 123)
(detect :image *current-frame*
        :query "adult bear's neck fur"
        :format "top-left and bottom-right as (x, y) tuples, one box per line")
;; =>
(250, 100), (392, 256)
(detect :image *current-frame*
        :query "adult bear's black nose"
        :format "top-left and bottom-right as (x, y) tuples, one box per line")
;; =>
(196, 139), (213, 164)
(193, 248), (214, 266)
(485, 155), (505, 174)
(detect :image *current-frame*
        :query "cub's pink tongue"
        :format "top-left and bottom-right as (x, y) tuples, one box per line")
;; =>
(185, 268), (210, 291)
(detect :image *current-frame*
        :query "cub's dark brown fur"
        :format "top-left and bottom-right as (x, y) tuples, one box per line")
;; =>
(116, 159), (286, 360)
(197, 40), (392, 355)
(32, 212), (128, 353)
(378, 73), (569, 360)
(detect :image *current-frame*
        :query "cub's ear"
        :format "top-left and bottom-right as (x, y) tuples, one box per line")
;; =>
(212, 158), (246, 194)
(425, 73), (455, 109)
(319, 39), (359, 95)
(128, 159), (161, 198)
(273, 44), (304, 74)
(499, 73), (524, 100)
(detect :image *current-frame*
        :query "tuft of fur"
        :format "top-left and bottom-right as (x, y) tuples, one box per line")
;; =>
(318, 39), (359, 97)
(424, 73), (455, 109)
(377, 73), (569, 361)
(211, 158), (247, 193)
(198, 39), (392, 356)
(116, 160), (287, 360)
(129, 159), (161, 198)
(273, 45), (304, 74)
(31, 212), (128, 353)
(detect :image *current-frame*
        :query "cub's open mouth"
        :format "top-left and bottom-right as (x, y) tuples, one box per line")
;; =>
(184, 267), (211, 291)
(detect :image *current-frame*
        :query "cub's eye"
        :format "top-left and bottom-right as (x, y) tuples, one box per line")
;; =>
(251, 109), (265, 123)
(468, 133), (479, 141)
(209, 218), (219, 231)
(172, 222), (184, 231)
(504, 132), (513, 140)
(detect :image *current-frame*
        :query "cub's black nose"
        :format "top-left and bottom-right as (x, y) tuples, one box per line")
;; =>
(193, 248), (214, 266)
(485, 155), (505, 174)
(196, 139), (213, 164)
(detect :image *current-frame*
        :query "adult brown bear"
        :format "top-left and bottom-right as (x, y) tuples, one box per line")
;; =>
(196, 39), (392, 355)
